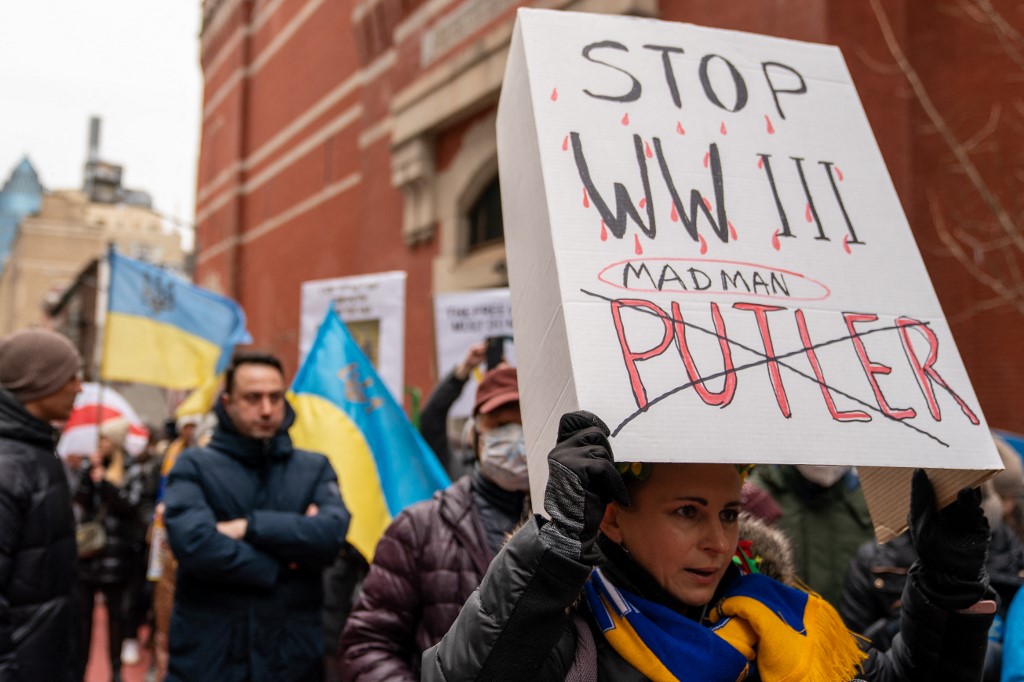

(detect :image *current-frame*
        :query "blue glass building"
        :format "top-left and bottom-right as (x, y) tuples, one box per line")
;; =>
(0, 158), (44, 273)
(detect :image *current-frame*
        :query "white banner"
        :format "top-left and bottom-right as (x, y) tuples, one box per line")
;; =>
(433, 288), (515, 418)
(299, 272), (406, 400)
(497, 9), (999, 539)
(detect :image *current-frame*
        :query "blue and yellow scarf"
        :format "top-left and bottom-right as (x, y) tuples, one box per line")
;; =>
(584, 568), (866, 682)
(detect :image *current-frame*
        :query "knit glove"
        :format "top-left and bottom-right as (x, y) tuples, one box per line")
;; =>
(539, 411), (629, 565)
(908, 469), (991, 610)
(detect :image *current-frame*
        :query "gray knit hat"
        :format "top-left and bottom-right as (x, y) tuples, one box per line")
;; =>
(0, 329), (81, 403)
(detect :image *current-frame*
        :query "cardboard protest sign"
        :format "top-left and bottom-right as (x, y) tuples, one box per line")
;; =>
(497, 9), (1000, 541)
(433, 288), (516, 419)
(299, 272), (406, 401)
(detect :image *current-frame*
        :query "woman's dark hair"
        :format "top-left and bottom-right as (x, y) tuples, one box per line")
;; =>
(224, 351), (284, 394)
(615, 462), (754, 503)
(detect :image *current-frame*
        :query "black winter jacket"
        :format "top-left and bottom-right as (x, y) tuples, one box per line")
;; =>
(423, 516), (995, 682)
(75, 450), (145, 585)
(0, 388), (79, 681)
(841, 525), (1024, 649)
(164, 402), (349, 682)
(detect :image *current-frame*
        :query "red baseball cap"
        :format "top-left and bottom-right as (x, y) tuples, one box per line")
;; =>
(473, 367), (519, 416)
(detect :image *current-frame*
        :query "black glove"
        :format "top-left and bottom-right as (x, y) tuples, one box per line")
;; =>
(908, 468), (991, 609)
(539, 410), (629, 565)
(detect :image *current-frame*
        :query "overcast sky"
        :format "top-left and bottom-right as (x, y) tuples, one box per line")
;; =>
(0, 1), (201, 247)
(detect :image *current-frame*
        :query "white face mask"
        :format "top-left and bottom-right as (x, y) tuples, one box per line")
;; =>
(794, 464), (851, 488)
(478, 422), (529, 492)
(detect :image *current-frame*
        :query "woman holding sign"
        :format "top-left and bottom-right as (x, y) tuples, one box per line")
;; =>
(423, 411), (994, 681)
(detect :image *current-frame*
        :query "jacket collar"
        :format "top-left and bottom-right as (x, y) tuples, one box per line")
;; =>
(207, 398), (296, 467)
(0, 387), (58, 449)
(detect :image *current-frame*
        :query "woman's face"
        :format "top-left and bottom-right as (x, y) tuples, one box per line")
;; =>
(600, 463), (742, 608)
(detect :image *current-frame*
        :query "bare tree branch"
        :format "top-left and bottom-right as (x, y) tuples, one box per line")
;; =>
(930, 192), (1024, 316)
(869, 0), (1024, 255)
(972, 0), (1024, 70)
(947, 294), (1014, 324)
(962, 103), (1002, 152)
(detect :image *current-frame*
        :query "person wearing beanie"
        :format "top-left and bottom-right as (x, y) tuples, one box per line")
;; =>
(340, 366), (529, 682)
(76, 415), (146, 682)
(0, 328), (83, 680)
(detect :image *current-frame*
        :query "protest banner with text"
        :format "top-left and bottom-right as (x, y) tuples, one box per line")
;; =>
(497, 9), (1001, 540)
(299, 272), (406, 402)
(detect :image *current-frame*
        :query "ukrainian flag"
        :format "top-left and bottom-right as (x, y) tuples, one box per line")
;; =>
(289, 309), (450, 560)
(101, 249), (251, 389)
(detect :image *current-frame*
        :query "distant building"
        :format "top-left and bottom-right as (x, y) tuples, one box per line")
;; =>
(0, 157), (44, 272)
(0, 119), (185, 334)
(83, 115), (153, 208)
(194, 0), (1024, 431)
(0, 189), (184, 333)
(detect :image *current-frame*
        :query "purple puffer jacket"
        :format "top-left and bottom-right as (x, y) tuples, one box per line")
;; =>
(338, 475), (492, 681)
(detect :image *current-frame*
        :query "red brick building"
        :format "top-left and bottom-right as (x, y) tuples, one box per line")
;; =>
(194, 0), (1023, 431)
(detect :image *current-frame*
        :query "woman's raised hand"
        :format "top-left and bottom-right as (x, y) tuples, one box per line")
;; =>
(539, 410), (629, 564)
(908, 469), (991, 610)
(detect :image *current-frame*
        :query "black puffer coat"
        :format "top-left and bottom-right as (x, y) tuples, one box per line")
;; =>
(339, 474), (494, 682)
(841, 524), (1024, 649)
(75, 450), (145, 585)
(164, 401), (349, 682)
(423, 516), (995, 682)
(0, 388), (79, 681)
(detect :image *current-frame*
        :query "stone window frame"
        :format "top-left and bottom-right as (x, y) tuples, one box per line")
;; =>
(388, 0), (658, 293)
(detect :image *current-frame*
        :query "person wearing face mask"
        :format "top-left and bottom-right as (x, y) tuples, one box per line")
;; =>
(339, 366), (529, 682)
(747, 463), (874, 607)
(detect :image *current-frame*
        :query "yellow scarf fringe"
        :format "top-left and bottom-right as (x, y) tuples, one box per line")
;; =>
(712, 590), (868, 682)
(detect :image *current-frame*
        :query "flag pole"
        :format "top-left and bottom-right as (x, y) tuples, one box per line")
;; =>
(93, 245), (113, 451)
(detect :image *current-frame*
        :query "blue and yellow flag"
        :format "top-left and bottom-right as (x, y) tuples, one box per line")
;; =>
(101, 249), (251, 389)
(289, 309), (450, 560)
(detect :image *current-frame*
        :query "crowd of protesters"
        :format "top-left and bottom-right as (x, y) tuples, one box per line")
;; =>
(1, 328), (1024, 681)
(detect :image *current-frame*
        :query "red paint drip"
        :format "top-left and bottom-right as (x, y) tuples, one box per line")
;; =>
(638, 197), (647, 209)
(699, 234), (708, 255)
(835, 165), (844, 181)
(728, 221), (738, 240)
(765, 114), (775, 134)
(621, 112), (630, 126)
(805, 203), (813, 222)
(842, 234), (852, 254)
(634, 234), (644, 255)
(720, 121), (728, 135)
(600, 219), (608, 242)
(561, 135), (569, 152)
(702, 197), (712, 211)
(676, 121), (685, 135)
(771, 229), (782, 251)
(583, 187), (589, 208)
(670, 203), (679, 222)
(551, 87), (558, 101)
(644, 141), (653, 158)
(703, 151), (710, 168)
(757, 156), (764, 169)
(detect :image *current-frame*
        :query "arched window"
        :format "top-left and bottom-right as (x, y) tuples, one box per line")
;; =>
(466, 176), (503, 251)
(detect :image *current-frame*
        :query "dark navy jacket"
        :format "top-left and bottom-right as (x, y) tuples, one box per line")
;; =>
(164, 401), (349, 682)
